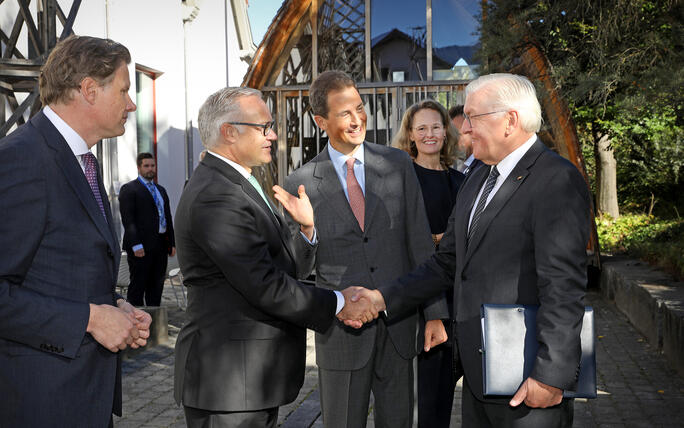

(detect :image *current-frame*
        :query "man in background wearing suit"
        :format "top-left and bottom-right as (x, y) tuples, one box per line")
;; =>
(353, 73), (591, 427)
(285, 70), (448, 428)
(173, 87), (376, 427)
(0, 35), (152, 427)
(119, 152), (176, 307)
(449, 104), (481, 176)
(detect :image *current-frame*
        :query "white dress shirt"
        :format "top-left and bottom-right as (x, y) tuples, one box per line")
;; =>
(468, 134), (538, 229)
(43, 105), (91, 172)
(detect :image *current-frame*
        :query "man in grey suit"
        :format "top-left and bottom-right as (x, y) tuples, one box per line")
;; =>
(285, 70), (448, 428)
(0, 35), (151, 427)
(350, 73), (591, 427)
(173, 87), (376, 427)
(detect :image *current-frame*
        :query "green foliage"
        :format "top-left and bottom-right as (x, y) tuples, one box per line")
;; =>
(597, 214), (684, 279)
(478, 0), (684, 217)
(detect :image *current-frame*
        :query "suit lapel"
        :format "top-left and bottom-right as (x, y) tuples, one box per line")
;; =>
(32, 113), (118, 255)
(204, 154), (297, 262)
(464, 139), (547, 262)
(312, 147), (363, 233)
(362, 143), (386, 231)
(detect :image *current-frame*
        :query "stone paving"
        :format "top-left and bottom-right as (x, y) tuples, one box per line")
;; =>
(113, 287), (684, 427)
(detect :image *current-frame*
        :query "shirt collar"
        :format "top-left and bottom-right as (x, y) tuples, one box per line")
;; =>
(464, 153), (475, 167)
(327, 142), (365, 172)
(493, 134), (537, 179)
(207, 150), (251, 180)
(43, 105), (90, 157)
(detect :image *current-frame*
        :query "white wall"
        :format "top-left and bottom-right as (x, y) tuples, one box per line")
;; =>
(0, 0), (252, 223)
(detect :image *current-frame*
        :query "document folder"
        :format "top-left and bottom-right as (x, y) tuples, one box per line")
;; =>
(480, 304), (597, 398)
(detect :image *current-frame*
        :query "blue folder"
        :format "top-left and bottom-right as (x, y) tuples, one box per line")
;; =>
(480, 304), (597, 398)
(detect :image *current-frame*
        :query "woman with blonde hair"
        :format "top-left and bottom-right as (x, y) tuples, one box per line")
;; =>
(393, 99), (464, 428)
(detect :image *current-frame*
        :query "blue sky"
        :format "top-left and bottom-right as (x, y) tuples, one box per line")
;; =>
(247, 1), (479, 48)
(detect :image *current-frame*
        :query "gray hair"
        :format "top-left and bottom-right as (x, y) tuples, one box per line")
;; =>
(198, 87), (263, 149)
(465, 73), (542, 133)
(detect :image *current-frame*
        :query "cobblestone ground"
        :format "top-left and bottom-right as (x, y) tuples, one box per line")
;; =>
(113, 288), (684, 427)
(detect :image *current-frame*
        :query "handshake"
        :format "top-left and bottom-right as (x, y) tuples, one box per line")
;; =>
(336, 286), (387, 329)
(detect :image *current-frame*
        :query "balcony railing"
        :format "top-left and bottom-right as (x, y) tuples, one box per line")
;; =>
(257, 80), (470, 190)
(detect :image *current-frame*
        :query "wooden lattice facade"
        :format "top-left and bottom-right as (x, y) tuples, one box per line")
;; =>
(0, 0), (81, 137)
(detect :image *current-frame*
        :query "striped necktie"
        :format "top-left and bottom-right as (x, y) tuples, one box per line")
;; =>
(467, 165), (499, 246)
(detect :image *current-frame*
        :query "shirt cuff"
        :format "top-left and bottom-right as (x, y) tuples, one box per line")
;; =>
(132, 244), (144, 251)
(333, 290), (344, 315)
(300, 227), (317, 245)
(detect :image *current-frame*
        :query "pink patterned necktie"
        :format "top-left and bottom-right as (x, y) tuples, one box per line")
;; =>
(82, 152), (108, 222)
(346, 157), (365, 231)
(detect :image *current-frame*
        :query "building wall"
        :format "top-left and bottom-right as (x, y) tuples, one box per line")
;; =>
(1, 0), (251, 240)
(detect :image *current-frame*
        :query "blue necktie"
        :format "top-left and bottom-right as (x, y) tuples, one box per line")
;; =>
(145, 181), (166, 231)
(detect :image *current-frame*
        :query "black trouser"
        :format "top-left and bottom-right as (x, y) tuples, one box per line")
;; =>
(418, 341), (457, 428)
(183, 406), (278, 428)
(462, 377), (574, 428)
(126, 239), (168, 306)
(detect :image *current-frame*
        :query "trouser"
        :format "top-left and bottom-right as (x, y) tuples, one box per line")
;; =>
(461, 376), (574, 428)
(318, 318), (414, 428)
(183, 405), (278, 428)
(127, 242), (168, 306)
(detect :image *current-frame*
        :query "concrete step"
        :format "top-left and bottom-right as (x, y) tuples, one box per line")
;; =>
(601, 256), (684, 377)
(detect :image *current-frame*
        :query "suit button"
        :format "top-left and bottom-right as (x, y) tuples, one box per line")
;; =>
(363, 237), (369, 243)
(107, 248), (113, 258)
(370, 267), (376, 273)
(461, 274), (467, 281)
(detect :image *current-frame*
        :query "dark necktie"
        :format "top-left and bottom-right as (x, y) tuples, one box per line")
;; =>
(82, 152), (107, 222)
(144, 180), (167, 230)
(467, 165), (499, 245)
(346, 157), (365, 231)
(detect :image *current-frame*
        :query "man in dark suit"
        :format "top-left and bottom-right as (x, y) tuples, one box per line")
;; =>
(173, 87), (376, 427)
(350, 73), (591, 427)
(119, 152), (176, 307)
(0, 36), (152, 427)
(450, 104), (482, 176)
(285, 70), (446, 428)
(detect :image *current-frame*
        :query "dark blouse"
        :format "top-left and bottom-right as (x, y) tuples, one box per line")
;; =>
(413, 163), (465, 235)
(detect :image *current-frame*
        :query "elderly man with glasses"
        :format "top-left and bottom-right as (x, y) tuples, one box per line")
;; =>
(349, 73), (591, 428)
(172, 87), (377, 427)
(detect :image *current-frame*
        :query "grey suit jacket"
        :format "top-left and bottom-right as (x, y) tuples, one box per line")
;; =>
(383, 139), (591, 402)
(173, 153), (337, 412)
(285, 142), (442, 371)
(0, 112), (122, 427)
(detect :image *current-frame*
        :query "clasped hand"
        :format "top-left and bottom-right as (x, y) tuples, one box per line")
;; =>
(337, 286), (386, 329)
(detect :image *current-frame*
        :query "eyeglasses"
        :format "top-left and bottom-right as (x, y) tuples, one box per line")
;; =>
(463, 111), (507, 128)
(412, 124), (445, 136)
(226, 121), (275, 136)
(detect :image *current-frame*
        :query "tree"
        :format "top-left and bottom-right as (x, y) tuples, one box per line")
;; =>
(478, 0), (683, 218)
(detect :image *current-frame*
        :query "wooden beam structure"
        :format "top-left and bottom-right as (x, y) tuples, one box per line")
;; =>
(0, 0), (82, 137)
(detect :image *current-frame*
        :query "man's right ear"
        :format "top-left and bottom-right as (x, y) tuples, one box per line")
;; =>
(313, 115), (327, 131)
(220, 122), (237, 142)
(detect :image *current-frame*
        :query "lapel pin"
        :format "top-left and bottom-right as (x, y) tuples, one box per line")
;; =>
(516, 176), (522, 180)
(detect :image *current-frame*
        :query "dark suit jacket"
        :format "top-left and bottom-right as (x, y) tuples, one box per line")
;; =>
(173, 153), (337, 412)
(383, 139), (591, 402)
(285, 142), (442, 371)
(119, 177), (175, 254)
(0, 112), (122, 427)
